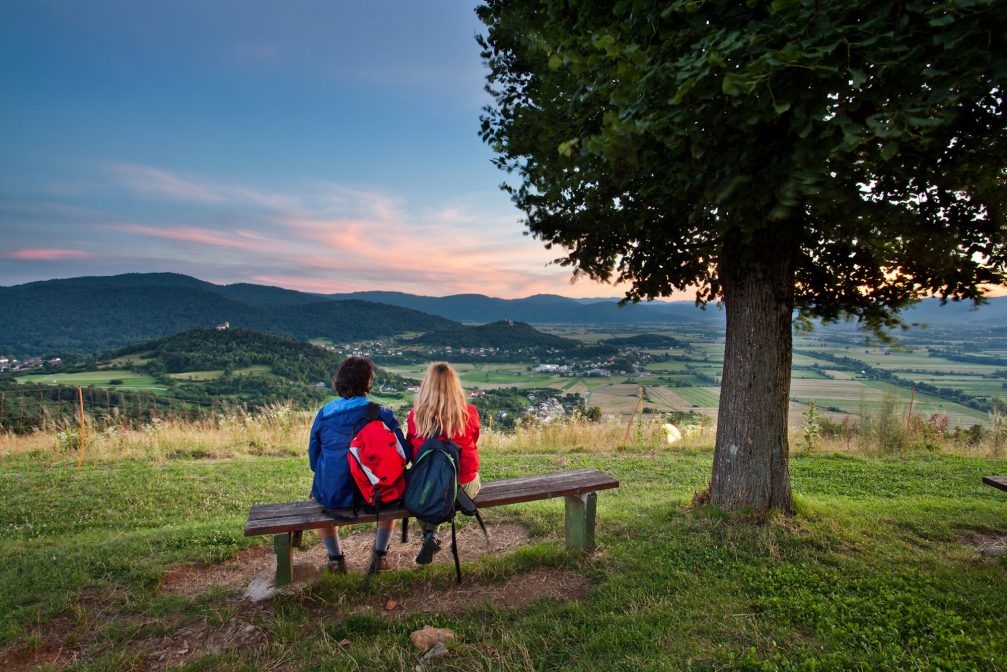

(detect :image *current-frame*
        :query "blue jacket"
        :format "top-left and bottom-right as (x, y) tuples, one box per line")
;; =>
(308, 396), (409, 509)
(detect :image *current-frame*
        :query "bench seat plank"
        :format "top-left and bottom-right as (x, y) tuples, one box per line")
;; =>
(246, 468), (611, 522)
(245, 468), (619, 537)
(984, 476), (1007, 492)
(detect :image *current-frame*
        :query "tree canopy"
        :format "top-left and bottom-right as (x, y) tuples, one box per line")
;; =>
(477, 0), (1007, 326)
(478, 0), (1007, 512)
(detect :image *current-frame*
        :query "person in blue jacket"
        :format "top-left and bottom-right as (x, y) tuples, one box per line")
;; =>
(309, 356), (409, 574)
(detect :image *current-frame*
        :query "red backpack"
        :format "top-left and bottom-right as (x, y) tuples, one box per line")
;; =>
(348, 403), (408, 512)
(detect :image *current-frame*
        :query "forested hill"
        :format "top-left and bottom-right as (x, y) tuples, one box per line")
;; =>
(327, 290), (715, 324)
(600, 334), (683, 348)
(0, 274), (457, 355)
(109, 328), (410, 388)
(409, 321), (581, 350)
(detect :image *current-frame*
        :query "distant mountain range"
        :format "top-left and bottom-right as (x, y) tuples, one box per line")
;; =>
(0, 273), (456, 355)
(2, 272), (1004, 355)
(326, 290), (721, 324)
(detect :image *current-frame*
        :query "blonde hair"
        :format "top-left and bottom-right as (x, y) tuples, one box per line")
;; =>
(413, 362), (469, 439)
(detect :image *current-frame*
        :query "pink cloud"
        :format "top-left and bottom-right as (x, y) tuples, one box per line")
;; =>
(109, 224), (282, 252)
(6, 248), (95, 261)
(84, 163), (675, 298)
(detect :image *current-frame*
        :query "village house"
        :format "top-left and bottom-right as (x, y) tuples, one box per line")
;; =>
(215, 321), (230, 330)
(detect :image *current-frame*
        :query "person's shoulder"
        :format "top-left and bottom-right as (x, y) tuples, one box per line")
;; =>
(466, 404), (480, 422)
(377, 404), (399, 423)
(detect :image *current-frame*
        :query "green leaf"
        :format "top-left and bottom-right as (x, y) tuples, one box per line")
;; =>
(722, 73), (745, 96)
(548, 54), (563, 70)
(773, 101), (792, 114)
(929, 13), (955, 27)
(849, 68), (867, 88)
(880, 142), (899, 161)
(557, 138), (579, 157)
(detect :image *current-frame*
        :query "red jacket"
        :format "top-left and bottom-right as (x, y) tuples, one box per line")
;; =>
(406, 404), (480, 484)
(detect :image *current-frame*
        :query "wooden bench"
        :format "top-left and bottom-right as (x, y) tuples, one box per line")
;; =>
(984, 476), (1007, 492)
(245, 468), (619, 587)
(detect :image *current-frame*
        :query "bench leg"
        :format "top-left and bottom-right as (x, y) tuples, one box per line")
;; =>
(291, 530), (303, 549)
(564, 492), (597, 553)
(274, 533), (293, 587)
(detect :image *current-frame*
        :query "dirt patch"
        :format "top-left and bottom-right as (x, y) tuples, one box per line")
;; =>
(961, 531), (1007, 558)
(161, 523), (533, 598)
(372, 566), (591, 618)
(0, 616), (80, 672)
(162, 545), (276, 597)
(143, 618), (268, 671)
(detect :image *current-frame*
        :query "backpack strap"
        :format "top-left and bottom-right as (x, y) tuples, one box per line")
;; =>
(472, 509), (489, 542)
(450, 519), (462, 584)
(456, 486), (489, 542)
(351, 402), (383, 436)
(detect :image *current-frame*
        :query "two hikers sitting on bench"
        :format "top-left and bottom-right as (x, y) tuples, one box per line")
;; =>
(307, 358), (482, 573)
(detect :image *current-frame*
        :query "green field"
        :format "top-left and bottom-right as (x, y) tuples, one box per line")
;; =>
(15, 369), (161, 390)
(382, 326), (1003, 428)
(1, 441), (1004, 670)
(14, 323), (1005, 430)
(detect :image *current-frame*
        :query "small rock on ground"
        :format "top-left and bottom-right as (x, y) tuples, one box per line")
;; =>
(244, 576), (275, 602)
(420, 642), (450, 664)
(410, 626), (455, 651)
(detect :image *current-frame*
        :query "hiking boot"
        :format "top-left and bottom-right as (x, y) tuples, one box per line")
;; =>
(367, 549), (391, 575)
(326, 554), (348, 574)
(415, 534), (441, 565)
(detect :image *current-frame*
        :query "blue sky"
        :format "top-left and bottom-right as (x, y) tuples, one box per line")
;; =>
(0, 1), (639, 298)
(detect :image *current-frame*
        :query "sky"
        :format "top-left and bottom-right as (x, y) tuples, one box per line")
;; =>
(0, 1), (643, 299)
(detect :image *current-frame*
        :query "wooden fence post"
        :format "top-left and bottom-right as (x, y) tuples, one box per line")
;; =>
(77, 386), (86, 469)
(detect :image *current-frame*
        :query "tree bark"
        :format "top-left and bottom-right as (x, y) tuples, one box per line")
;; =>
(710, 232), (795, 513)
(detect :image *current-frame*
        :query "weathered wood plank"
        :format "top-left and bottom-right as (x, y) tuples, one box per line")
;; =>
(983, 476), (1007, 492)
(247, 468), (612, 521)
(244, 468), (619, 537)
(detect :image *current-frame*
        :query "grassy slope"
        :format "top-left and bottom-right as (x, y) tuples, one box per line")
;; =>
(1, 447), (1005, 670)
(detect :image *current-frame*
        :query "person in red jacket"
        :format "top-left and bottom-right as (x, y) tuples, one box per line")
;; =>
(405, 361), (481, 564)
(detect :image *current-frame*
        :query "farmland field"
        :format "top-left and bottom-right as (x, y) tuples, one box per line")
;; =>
(15, 369), (161, 390)
(11, 322), (1006, 430)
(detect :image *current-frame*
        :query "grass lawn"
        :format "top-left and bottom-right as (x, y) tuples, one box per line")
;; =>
(1, 443), (1005, 670)
(15, 370), (160, 389)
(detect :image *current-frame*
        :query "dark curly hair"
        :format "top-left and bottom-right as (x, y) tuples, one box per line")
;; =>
(334, 356), (374, 398)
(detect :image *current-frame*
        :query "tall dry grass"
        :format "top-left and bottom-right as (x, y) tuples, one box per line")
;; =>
(0, 402), (309, 462)
(1, 401), (1002, 463)
(0, 403), (712, 463)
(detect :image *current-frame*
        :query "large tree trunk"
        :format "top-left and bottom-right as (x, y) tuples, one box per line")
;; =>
(709, 233), (795, 513)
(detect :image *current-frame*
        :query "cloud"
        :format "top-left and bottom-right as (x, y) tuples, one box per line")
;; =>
(5, 248), (95, 261)
(34, 162), (638, 298)
(106, 223), (282, 253)
(103, 163), (228, 203)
